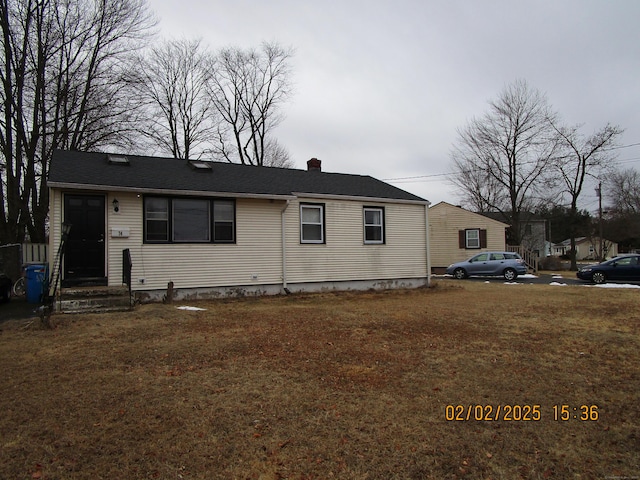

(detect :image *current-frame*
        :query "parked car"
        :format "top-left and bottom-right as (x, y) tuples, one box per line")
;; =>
(576, 254), (640, 284)
(446, 251), (528, 281)
(0, 273), (11, 303)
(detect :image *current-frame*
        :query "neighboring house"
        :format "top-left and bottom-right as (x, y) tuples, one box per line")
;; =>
(428, 202), (508, 274)
(552, 237), (619, 260)
(47, 151), (431, 301)
(480, 211), (547, 256)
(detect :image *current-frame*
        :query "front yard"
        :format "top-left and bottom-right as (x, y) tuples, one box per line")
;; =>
(1, 282), (638, 479)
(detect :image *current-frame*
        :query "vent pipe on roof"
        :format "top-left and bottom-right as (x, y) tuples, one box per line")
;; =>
(307, 158), (321, 172)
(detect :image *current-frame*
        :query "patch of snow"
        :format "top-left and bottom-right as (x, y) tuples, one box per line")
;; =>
(549, 282), (567, 286)
(519, 274), (538, 278)
(503, 282), (522, 285)
(176, 306), (207, 311)
(589, 283), (640, 289)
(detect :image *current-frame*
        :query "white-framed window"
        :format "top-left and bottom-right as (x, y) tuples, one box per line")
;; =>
(300, 203), (324, 243)
(466, 229), (480, 249)
(364, 207), (384, 244)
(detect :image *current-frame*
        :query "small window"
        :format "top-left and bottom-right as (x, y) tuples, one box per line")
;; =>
(490, 253), (505, 260)
(188, 160), (212, 170)
(300, 204), (324, 243)
(466, 229), (480, 249)
(145, 197), (169, 242)
(213, 200), (235, 242)
(107, 154), (130, 165)
(459, 229), (487, 249)
(364, 207), (384, 244)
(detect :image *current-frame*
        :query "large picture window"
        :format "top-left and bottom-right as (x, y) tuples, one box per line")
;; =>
(300, 204), (324, 243)
(173, 198), (210, 242)
(144, 196), (235, 244)
(364, 207), (384, 244)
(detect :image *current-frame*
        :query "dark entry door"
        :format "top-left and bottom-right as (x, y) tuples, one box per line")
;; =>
(64, 194), (106, 286)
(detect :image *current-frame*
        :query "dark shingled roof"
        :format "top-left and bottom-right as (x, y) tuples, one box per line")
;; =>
(48, 150), (427, 203)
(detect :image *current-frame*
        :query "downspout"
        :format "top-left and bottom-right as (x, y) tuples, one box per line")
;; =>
(281, 199), (291, 294)
(425, 202), (431, 286)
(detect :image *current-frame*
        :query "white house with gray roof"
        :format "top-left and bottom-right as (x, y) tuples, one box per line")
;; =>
(47, 151), (431, 301)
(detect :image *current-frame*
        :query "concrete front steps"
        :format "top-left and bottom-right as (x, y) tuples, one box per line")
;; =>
(55, 286), (134, 314)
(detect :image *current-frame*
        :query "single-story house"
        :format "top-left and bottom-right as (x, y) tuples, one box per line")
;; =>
(47, 151), (431, 301)
(552, 237), (619, 260)
(428, 201), (508, 274)
(479, 211), (547, 257)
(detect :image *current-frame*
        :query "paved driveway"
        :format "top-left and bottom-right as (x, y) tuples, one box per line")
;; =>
(437, 272), (640, 287)
(0, 297), (40, 324)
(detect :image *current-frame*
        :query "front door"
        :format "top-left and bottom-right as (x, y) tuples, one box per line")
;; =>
(63, 194), (106, 286)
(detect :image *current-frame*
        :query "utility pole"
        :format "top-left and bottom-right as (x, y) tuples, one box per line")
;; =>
(596, 182), (604, 261)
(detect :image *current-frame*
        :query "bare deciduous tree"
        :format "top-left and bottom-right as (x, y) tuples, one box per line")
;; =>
(0, 0), (155, 243)
(551, 122), (623, 268)
(129, 38), (215, 159)
(450, 79), (560, 244)
(207, 42), (293, 166)
(607, 167), (640, 214)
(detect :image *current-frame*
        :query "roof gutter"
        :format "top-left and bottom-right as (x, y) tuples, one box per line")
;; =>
(47, 181), (297, 202)
(292, 191), (429, 205)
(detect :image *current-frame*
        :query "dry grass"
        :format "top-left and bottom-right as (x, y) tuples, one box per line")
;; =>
(1, 281), (638, 479)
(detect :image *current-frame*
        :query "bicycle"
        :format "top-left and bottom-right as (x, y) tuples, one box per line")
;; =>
(12, 275), (26, 297)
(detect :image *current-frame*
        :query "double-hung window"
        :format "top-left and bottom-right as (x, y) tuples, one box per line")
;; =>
(466, 229), (480, 249)
(213, 200), (235, 242)
(144, 196), (235, 243)
(300, 204), (324, 243)
(145, 198), (169, 242)
(364, 207), (384, 244)
(459, 228), (487, 249)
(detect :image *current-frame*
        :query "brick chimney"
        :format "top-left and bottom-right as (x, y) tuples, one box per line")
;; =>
(307, 158), (321, 172)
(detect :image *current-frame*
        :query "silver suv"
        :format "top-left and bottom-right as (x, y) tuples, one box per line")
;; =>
(445, 251), (528, 281)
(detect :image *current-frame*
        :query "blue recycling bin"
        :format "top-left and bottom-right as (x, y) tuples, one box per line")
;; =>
(26, 264), (48, 304)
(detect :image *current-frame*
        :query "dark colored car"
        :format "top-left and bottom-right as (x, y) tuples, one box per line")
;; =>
(576, 254), (640, 284)
(0, 273), (11, 303)
(445, 251), (528, 281)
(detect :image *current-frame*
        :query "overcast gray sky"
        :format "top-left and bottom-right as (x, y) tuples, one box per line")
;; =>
(150, 0), (640, 212)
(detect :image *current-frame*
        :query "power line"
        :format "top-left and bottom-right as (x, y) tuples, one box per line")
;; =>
(383, 142), (640, 184)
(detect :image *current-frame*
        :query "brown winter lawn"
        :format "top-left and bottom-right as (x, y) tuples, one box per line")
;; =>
(1, 281), (638, 480)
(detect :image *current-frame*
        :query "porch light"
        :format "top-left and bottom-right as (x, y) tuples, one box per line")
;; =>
(61, 222), (72, 238)
(112, 198), (120, 213)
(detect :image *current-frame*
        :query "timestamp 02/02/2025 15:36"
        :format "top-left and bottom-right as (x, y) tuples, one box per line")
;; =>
(444, 404), (599, 422)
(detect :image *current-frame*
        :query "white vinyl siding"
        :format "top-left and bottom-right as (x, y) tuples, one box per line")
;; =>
(50, 189), (428, 292)
(286, 198), (427, 283)
(101, 195), (282, 290)
(429, 202), (508, 270)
